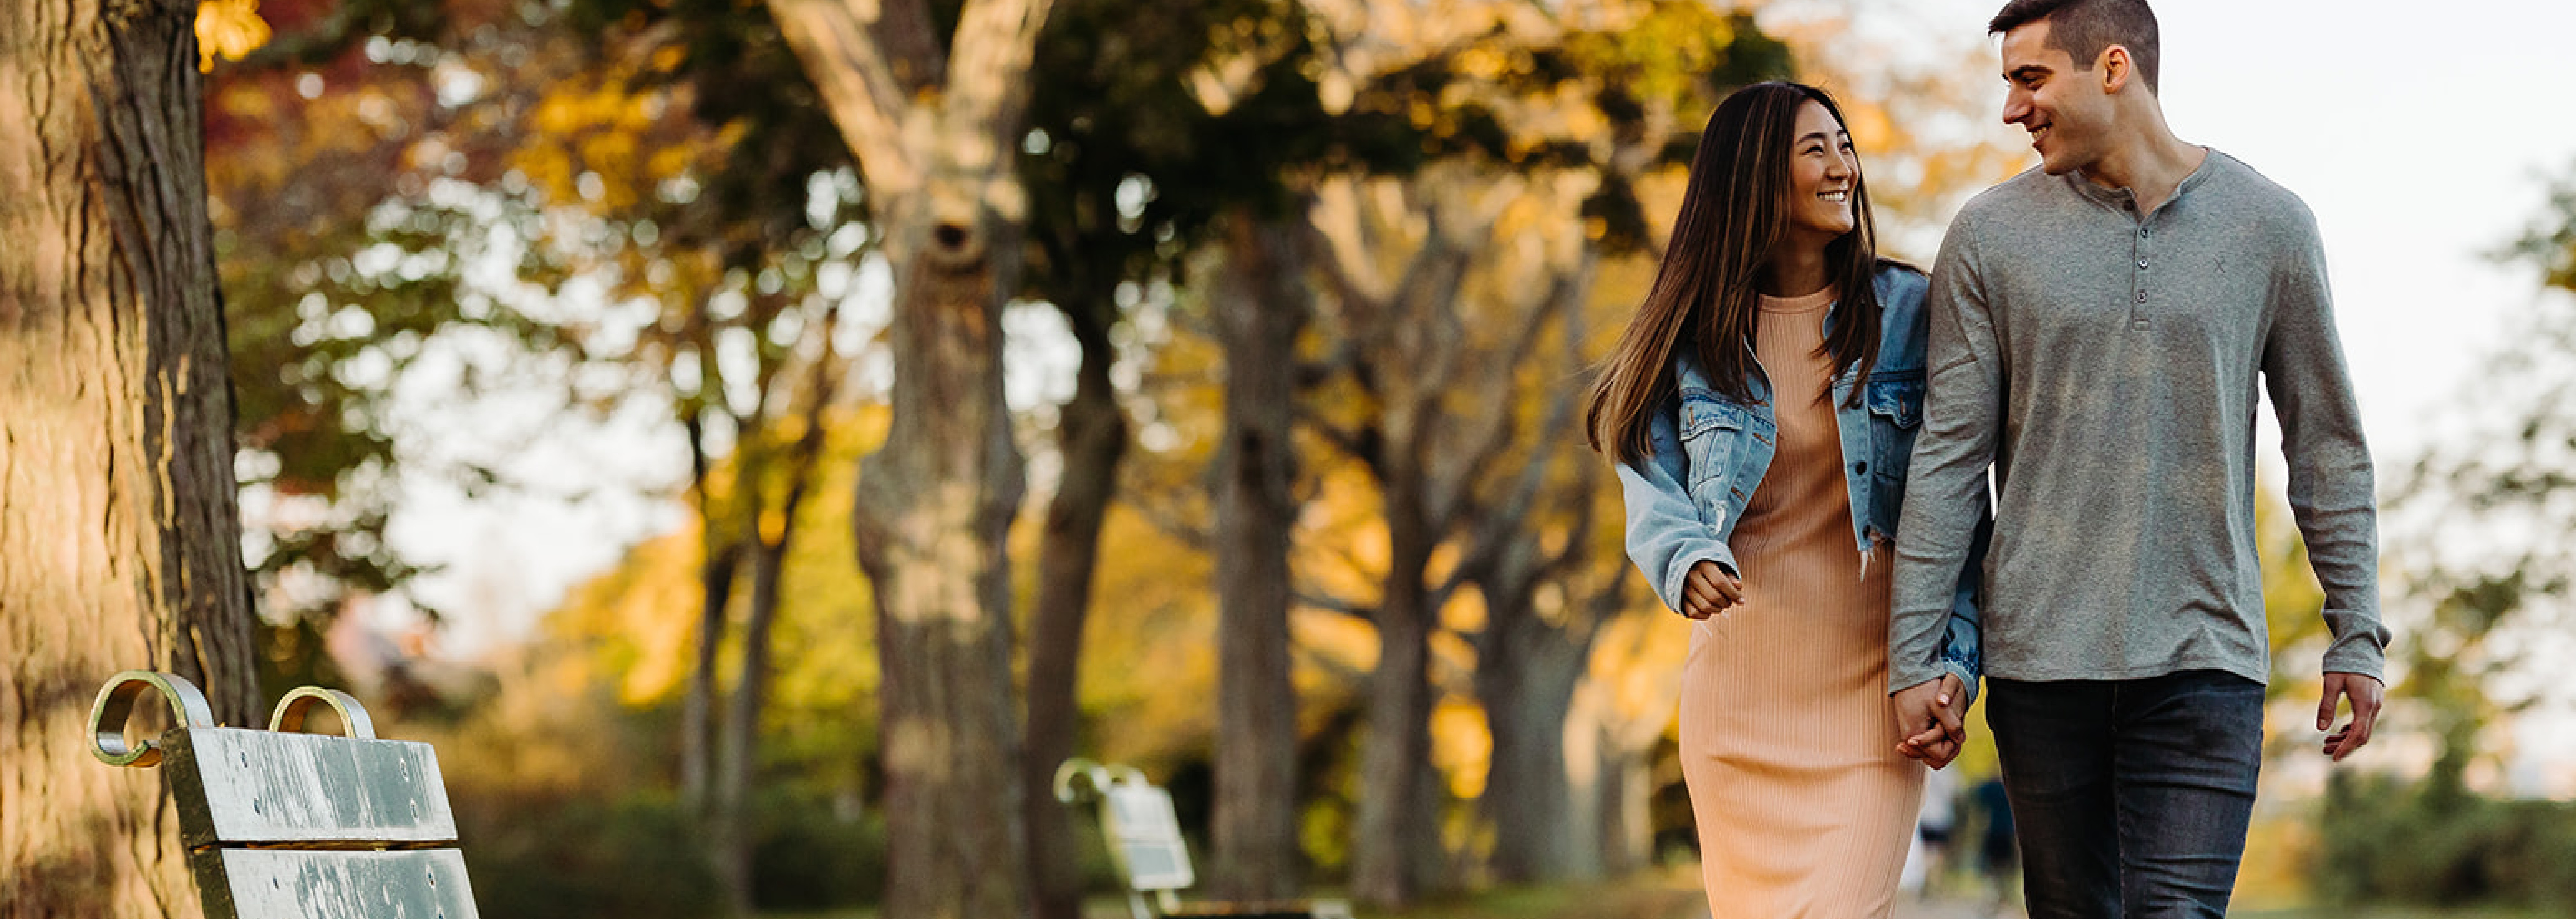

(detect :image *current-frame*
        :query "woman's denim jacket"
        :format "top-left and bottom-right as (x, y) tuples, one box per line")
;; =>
(1615, 264), (1992, 700)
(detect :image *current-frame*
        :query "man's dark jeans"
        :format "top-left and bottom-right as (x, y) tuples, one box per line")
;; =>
(1985, 669), (2266, 919)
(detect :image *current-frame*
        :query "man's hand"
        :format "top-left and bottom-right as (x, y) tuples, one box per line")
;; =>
(2319, 671), (2384, 762)
(1680, 560), (1744, 620)
(1893, 673), (1968, 769)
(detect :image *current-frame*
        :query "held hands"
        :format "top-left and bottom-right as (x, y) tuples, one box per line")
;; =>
(2319, 671), (2384, 762)
(1892, 674), (1970, 769)
(1680, 560), (1744, 620)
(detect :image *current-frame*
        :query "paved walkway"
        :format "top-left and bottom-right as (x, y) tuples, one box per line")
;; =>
(1671, 898), (2021, 919)
(1893, 900), (2021, 919)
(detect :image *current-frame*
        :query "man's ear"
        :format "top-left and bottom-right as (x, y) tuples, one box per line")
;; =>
(2100, 44), (2134, 93)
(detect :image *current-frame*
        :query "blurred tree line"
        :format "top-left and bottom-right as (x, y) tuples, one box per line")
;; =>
(189, 0), (2029, 917)
(2298, 163), (2576, 913)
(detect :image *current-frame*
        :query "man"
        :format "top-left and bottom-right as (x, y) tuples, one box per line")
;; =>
(1883, 0), (2391, 915)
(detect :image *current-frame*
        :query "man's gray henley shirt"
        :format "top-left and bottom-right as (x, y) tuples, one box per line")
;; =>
(1889, 150), (2391, 691)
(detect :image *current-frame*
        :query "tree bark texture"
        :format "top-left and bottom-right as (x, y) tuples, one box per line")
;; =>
(1021, 294), (1124, 919)
(1472, 586), (1591, 885)
(762, 0), (1054, 915)
(1351, 466), (1437, 907)
(1208, 217), (1309, 901)
(0, 1), (261, 915)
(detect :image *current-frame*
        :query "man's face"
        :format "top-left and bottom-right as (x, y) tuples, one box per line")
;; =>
(1998, 19), (2108, 176)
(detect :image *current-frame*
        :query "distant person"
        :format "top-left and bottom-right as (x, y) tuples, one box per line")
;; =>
(1589, 80), (1992, 919)
(1904, 756), (1962, 896)
(1972, 776), (2017, 912)
(1888, 1), (2393, 916)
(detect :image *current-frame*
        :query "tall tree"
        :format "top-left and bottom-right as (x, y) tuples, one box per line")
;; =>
(0, 0), (262, 914)
(1208, 211), (1317, 900)
(756, 0), (1055, 914)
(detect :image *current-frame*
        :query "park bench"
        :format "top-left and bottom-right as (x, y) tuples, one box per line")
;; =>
(1053, 758), (1355, 919)
(89, 670), (478, 919)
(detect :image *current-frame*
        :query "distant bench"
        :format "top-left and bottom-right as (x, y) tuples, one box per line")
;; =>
(90, 670), (478, 919)
(1053, 758), (1354, 919)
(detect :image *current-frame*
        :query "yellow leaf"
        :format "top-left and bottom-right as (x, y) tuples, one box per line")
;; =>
(194, 0), (270, 72)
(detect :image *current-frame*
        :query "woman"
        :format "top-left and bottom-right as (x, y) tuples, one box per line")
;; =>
(1584, 81), (1987, 918)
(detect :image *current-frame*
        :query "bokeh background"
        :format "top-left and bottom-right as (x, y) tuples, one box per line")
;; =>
(178, 0), (2576, 915)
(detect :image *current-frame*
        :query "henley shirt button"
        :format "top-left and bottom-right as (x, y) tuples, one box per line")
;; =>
(2136, 291), (2148, 303)
(2138, 258), (2149, 269)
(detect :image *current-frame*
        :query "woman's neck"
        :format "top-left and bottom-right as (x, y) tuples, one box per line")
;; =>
(1757, 241), (1832, 299)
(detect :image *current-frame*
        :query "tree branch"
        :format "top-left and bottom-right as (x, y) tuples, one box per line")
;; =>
(940, 0), (1058, 159)
(762, 0), (925, 198)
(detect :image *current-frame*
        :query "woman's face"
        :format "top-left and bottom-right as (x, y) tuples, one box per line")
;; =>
(1784, 99), (1858, 240)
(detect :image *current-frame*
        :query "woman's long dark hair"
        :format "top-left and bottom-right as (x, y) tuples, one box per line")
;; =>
(1585, 81), (1886, 466)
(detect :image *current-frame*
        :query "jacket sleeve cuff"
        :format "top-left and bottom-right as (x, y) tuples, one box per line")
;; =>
(1657, 545), (1737, 614)
(1939, 659), (1981, 709)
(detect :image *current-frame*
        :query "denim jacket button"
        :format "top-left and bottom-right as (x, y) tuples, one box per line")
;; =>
(1852, 461), (1867, 475)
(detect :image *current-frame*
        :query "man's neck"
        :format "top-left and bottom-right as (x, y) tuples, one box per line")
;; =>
(2079, 113), (2206, 216)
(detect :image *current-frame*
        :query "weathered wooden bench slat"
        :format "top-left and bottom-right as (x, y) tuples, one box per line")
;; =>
(169, 728), (458, 847)
(92, 671), (484, 919)
(195, 848), (479, 919)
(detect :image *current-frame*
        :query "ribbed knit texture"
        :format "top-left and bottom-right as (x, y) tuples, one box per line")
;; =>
(1681, 285), (1924, 919)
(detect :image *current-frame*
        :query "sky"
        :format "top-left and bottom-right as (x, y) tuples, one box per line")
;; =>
(360, 0), (2576, 789)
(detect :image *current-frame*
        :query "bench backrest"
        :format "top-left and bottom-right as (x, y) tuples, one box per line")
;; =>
(91, 671), (480, 919)
(1054, 759), (1195, 895)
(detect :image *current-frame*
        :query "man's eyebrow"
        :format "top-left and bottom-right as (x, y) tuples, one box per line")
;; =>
(2003, 65), (2050, 83)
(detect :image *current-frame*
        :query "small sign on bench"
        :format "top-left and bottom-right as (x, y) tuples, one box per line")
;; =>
(90, 670), (479, 919)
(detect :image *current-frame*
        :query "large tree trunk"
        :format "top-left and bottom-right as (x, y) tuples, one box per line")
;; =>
(1208, 217), (1308, 901)
(761, 0), (1054, 915)
(0, 1), (261, 914)
(1352, 469), (1436, 907)
(1474, 598), (1590, 886)
(1023, 295), (1126, 919)
(855, 196), (1031, 919)
(1560, 678), (1609, 884)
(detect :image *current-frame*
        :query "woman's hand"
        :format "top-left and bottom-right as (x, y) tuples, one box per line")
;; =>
(1681, 560), (1744, 619)
(1893, 674), (1969, 769)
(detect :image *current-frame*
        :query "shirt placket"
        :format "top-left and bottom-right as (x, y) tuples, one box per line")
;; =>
(2128, 201), (2153, 331)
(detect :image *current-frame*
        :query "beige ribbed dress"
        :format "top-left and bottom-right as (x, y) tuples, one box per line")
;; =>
(1680, 286), (1925, 919)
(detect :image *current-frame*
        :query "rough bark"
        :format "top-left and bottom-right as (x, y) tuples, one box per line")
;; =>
(1022, 294), (1125, 919)
(1208, 216), (1309, 901)
(0, 0), (261, 914)
(762, 0), (1053, 914)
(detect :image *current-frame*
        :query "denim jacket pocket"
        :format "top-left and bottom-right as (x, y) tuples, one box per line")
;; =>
(1863, 377), (1925, 528)
(1677, 390), (1748, 531)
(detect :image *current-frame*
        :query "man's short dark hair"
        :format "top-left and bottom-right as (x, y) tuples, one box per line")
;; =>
(1989, 0), (2162, 93)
